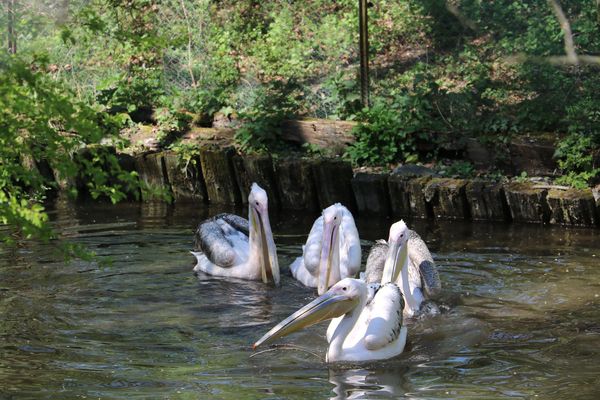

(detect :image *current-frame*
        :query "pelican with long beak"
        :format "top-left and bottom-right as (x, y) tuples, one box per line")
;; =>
(290, 203), (361, 294)
(364, 221), (440, 317)
(254, 223), (411, 363)
(192, 183), (280, 284)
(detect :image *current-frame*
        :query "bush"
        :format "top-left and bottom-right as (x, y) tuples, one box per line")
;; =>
(345, 102), (422, 166)
(0, 56), (140, 244)
(234, 80), (302, 153)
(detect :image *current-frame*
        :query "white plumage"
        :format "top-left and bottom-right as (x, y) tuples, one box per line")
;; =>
(364, 222), (441, 317)
(290, 203), (361, 294)
(253, 278), (407, 363)
(192, 183), (280, 284)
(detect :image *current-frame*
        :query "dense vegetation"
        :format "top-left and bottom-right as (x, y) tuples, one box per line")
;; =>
(1, 0), (600, 241)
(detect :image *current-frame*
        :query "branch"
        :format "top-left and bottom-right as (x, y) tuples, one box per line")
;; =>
(445, 2), (477, 31)
(547, 0), (578, 64)
(505, 53), (600, 66)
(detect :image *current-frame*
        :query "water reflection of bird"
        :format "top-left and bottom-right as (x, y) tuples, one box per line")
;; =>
(290, 203), (361, 294)
(363, 226), (441, 317)
(191, 183), (280, 284)
(253, 222), (414, 363)
(328, 366), (410, 400)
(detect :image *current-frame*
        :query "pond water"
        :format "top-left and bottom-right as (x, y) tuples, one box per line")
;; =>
(1, 199), (599, 399)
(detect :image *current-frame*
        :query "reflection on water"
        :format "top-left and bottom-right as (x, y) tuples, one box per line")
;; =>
(1, 198), (599, 399)
(329, 366), (410, 399)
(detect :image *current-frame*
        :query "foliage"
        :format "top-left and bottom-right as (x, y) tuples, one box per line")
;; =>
(154, 107), (193, 146)
(96, 71), (164, 117)
(313, 72), (362, 120)
(0, 55), (139, 244)
(169, 142), (201, 167)
(234, 81), (303, 153)
(438, 161), (476, 178)
(173, 88), (226, 124)
(345, 102), (423, 167)
(4, 0), (600, 188)
(515, 171), (530, 183)
(553, 85), (600, 188)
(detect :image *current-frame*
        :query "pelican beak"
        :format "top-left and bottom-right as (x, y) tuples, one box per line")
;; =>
(381, 229), (408, 284)
(253, 290), (357, 349)
(252, 206), (280, 285)
(317, 220), (339, 295)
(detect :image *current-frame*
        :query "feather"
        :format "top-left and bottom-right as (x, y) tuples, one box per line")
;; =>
(408, 230), (441, 297)
(194, 213), (248, 268)
(364, 283), (404, 350)
(364, 241), (389, 284)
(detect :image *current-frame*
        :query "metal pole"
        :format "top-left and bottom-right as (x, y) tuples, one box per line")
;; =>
(358, 0), (369, 108)
(7, 0), (17, 54)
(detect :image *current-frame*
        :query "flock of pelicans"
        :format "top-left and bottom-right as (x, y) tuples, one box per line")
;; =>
(191, 184), (441, 363)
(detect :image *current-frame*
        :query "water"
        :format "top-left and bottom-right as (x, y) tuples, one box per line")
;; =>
(1, 200), (599, 399)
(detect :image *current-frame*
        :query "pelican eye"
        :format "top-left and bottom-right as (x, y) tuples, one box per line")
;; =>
(255, 201), (259, 206)
(342, 287), (347, 291)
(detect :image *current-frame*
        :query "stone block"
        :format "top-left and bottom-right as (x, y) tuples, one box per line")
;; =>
(392, 164), (438, 178)
(199, 147), (241, 205)
(274, 158), (318, 210)
(547, 188), (598, 226)
(162, 151), (208, 203)
(135, 151), (170, 201)
(312, 159), (356, 210)
(465, 180), (509, 221)
(503, 182), (550, 223)
(388, 175), (432, 218)
(233, 153), (280, 208)
(424, 178), (470, 219)
(351, 173), (391, 216)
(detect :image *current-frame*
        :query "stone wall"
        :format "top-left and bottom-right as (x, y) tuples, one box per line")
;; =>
(114, 149), (600, 228)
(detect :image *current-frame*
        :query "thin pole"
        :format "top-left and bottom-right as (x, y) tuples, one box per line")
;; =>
(7, 0), (16, 54)
(358, 0), (369, 108)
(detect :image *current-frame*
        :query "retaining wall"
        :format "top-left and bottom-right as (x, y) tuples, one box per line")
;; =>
(84, 148), (600, 228)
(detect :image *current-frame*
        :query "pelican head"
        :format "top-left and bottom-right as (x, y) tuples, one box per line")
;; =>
(317, 203), (345, 295)
(248, 183), (280, 285)
(253, 278), (364, 349)
(380, 220), (409, 284)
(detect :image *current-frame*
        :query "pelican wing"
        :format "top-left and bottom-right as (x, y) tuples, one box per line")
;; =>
(194, 213), (248, 267)
(363, 283), (404, 351)
(302, 215), (324, 274)
(363, 240), (388, 284)
(408, 230), (441, 297)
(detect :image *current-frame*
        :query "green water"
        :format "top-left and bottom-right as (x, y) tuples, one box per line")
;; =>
(1, 200), (599, 399)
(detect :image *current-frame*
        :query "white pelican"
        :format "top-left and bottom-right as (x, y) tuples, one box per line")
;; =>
(363, 223), (440, 317)
(192, 183), (280, 284)
(290, 203), (361, 294)
(253, 222), (412, 363)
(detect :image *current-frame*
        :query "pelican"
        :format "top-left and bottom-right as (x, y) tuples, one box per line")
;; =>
(363, 224), (440, 317)
(290, 203), (361, 294)
(253, 222), (412, 363)
(192, 183), (280, 284)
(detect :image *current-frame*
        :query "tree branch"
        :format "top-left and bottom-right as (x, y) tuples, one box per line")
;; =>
(547, 0), (578, 64)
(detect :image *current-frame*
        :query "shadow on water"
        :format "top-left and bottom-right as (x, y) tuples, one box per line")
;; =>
(1, 199), (599, 399)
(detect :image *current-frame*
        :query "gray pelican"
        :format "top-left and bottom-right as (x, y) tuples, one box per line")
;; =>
(253, 222), (412, 363)
(192, 183), (280, 284)
(363, 223), (440, 317)
(290, 203), (361, 294)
